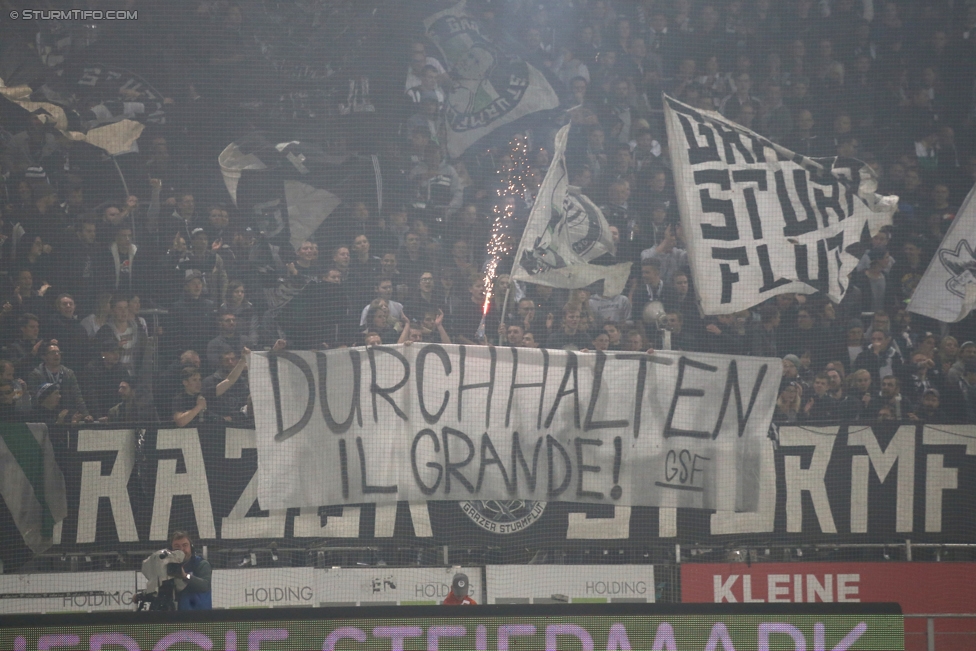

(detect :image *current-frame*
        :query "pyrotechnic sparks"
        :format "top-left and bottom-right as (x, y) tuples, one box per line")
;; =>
(481, 134), (533, 317)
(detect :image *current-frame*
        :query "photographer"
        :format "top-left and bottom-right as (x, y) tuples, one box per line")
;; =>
(169, 530), (212, 610)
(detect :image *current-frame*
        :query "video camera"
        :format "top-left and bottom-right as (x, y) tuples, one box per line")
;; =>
(134, 549), (185, 611)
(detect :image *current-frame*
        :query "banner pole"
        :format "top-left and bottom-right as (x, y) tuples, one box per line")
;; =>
(112, 155), (133, 244)
(497, 285), (512, 345)
(112, 155), (130, 197)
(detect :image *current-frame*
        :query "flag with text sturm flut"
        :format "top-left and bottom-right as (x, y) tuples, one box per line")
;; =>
(0, 422), (67, 554)
(664, 95), (898, 315)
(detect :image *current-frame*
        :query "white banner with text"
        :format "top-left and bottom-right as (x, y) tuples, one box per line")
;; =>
(251, 345), (780, 512)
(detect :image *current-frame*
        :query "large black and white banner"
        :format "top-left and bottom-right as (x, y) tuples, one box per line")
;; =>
(664, 96), (898, 315)
(2, 422), (974, 574)
(250, 345), (778, 511)
(423, 0), (559, 158)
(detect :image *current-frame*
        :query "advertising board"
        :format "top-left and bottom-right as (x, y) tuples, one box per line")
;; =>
(487, 565), (656, 604)
(0, 603), (904, 650)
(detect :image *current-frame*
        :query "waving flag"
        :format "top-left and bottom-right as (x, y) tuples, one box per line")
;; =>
(0, 423), (67, 554)
(511, 124), (632, 297)
(220, 133), (387, 253)
(664, 96), (898, 315)
(909, 185), (976, 322)
(423, 0), (559, 158)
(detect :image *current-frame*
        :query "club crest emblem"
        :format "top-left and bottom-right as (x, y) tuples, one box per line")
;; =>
(938, 240), (976, 298)
(459, 500), (546, 534)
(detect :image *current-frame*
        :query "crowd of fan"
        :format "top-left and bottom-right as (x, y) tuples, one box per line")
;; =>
(0, 0), (975, 427)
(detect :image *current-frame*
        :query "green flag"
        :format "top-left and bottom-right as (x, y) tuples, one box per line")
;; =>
(0, 422), (67, 554)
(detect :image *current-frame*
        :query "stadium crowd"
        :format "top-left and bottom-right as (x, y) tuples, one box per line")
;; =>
(1, 0), (976, 427)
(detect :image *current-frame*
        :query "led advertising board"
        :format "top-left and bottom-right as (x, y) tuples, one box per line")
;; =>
(0, 603), (903, 650)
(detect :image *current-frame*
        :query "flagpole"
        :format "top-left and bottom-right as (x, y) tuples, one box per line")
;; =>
(112, 154), (134, 245)
(112, 155), (130, 197)
(497, 285), (511, 345)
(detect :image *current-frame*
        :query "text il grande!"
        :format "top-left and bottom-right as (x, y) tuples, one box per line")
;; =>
(250, 345), (779, 512)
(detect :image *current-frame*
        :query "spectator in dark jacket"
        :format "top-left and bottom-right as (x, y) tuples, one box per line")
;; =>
(30, 382), (71, 425)
(909, 388), (949, 424)
(44, 294), (91, 372)
(3, 313), (44, 379)
(94, 295), (148, 378)
(854, 328), (908, 389)
(172, 367), (208, 428)
(202, 350), (251, 424)
(0, 380), (26, 421)
(56, 218), (99, 313)
(169, 272), (216, 357)
(749, 304), (781, 357)
(81, 338), (132, 420)
(852, 248), (896, 314)
(106, 380), (159, 423)
(803, 373), (838, 422)
(848, 368), (883, 420)
(94, 226), (145, 298)
(156, 350), (201, 409)
(27, 341), (90, 421)
(206, 310), (256, 368)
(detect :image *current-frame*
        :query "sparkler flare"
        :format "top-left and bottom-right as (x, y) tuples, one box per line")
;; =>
(481, 135), (534, 317)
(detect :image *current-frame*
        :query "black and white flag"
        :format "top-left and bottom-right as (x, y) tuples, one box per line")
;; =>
(511, 124), (632, 296)
(908, 184), (976, 323)
(423, 0), (559, 158)
(664, 96), (898, 315)
(219, 133), (384, 252)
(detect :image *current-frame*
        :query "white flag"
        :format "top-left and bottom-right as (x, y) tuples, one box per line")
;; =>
(5, 96), (145, 156)
(908, 184), (976, 323)
(80, 119), (145, 156)
(511, 124), (632, 297)
(283, 181), (342, 253)
(664, 96), (898, 315)
(424, 0), (559, 158)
